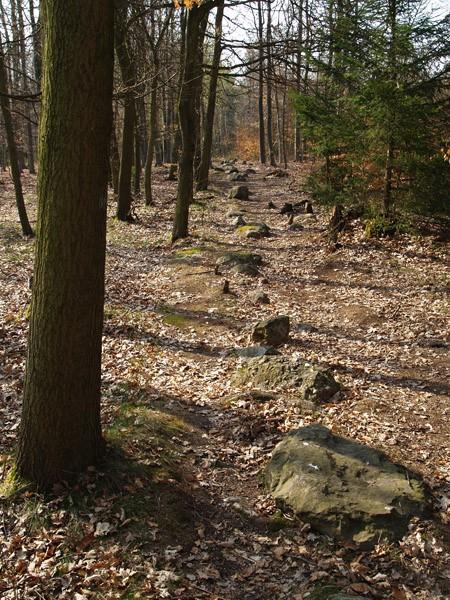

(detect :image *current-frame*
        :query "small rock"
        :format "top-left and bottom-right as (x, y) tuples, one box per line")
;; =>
(234, 345), (280, 358)
(250, 290), (270, 304)
(226, 166), (239, 174)
(265, 168), (288, 178)
(229, 172), (248, 182)
(232, 355), (340, 405)
(232, 215), (246, 227)
(237, 223), (270, 238)
(280, 202), (293, 214)
(252, 315), (290, 346)
(226, 209), (244, 218)
(231, 264), (260, 277)
(229, 185), (250, 201)
(217, 252), (262, 269)
(288, 218), (304, 231)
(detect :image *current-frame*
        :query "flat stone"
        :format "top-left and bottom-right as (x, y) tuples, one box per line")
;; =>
(231, 264), (260, 276)
(265, 424), (429, 546)
(252, 315), (290, 346)
(232, 355), (340, 405)
(216, 252), (262, 269)
(234, 345), (280, 358)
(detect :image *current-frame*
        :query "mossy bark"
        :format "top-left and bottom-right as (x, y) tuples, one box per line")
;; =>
(16, 0), (114, 487)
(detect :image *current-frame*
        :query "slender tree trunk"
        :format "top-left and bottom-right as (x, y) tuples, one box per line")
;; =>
(111, 114), (120, 194)
(29, 0), (42, 86)
(172, 8), (186, 164)
(193, 13), (208, 178)
(196, 0), (224, 191)
(0, 33), (33, 236)
(172, 4), (209, 242)
(383, 0), (397, 217)
(257, 0), (266, 164)
(266, 0), (276, 166)
(115, 7), (136, 221)
(17, 0), (35, 174)
(134, 125), (141, 195)
(144, 60), (159, 205)
(294, 0), (304, 161)
(16, 0), (113, 487)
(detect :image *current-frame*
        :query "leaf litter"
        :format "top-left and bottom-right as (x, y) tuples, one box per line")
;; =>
(0, 164), (449, 598)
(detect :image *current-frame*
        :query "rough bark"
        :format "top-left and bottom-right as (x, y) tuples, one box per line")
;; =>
(266, 0), (276, 166)
(196, 0), (224, 191)
(257, 0), (266, 164)
(172, 4), (209, 242)
(16, 0), (114, 487)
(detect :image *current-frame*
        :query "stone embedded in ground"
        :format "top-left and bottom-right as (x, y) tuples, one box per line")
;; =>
(288, 221), (304, 231)
(250, 290), (270, 304)
(228, 390), (277, 403)
(280, 202), (294, 214)
(265, 424), (429, 546)
(231, 264), (260, 277)
(229, 185), (250, 201)
(252, 315), (290, 346)
(232, 215), (246, 227)
(234, 345), (280, 358)
(244, 167), (256, 175)
(216, 252), (262, 269)
(232, 355), (340, 405)
(226, 166), (239, 174)
(229, 172), (248, 182)
(226, 209), (244, 218)
(307, 584), (366, 600)
(237, 223), (270, 239)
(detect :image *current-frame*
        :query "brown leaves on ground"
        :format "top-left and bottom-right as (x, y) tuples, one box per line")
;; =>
(0, 163), (449, 598)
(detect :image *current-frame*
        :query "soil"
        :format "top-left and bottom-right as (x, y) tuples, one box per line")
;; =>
(0, 163), (449, 599)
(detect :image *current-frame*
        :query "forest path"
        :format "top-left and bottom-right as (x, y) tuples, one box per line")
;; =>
(1, 164), (449, 599)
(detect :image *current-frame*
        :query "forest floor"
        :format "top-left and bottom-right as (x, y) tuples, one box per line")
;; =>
(0, 163), (449, 600)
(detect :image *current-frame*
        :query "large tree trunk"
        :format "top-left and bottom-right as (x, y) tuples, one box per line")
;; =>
(0, 32), (33, 236)
(16, 0), (114, 487)
(172, 5), (209, 242)
(115, 6), (136, 221)
(196, 0), (224, 191)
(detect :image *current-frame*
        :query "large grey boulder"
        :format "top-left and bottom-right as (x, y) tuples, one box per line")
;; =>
(265, 424), (429, 546)
(232, 356), (340, 405)
(252, 316), (290, 346)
